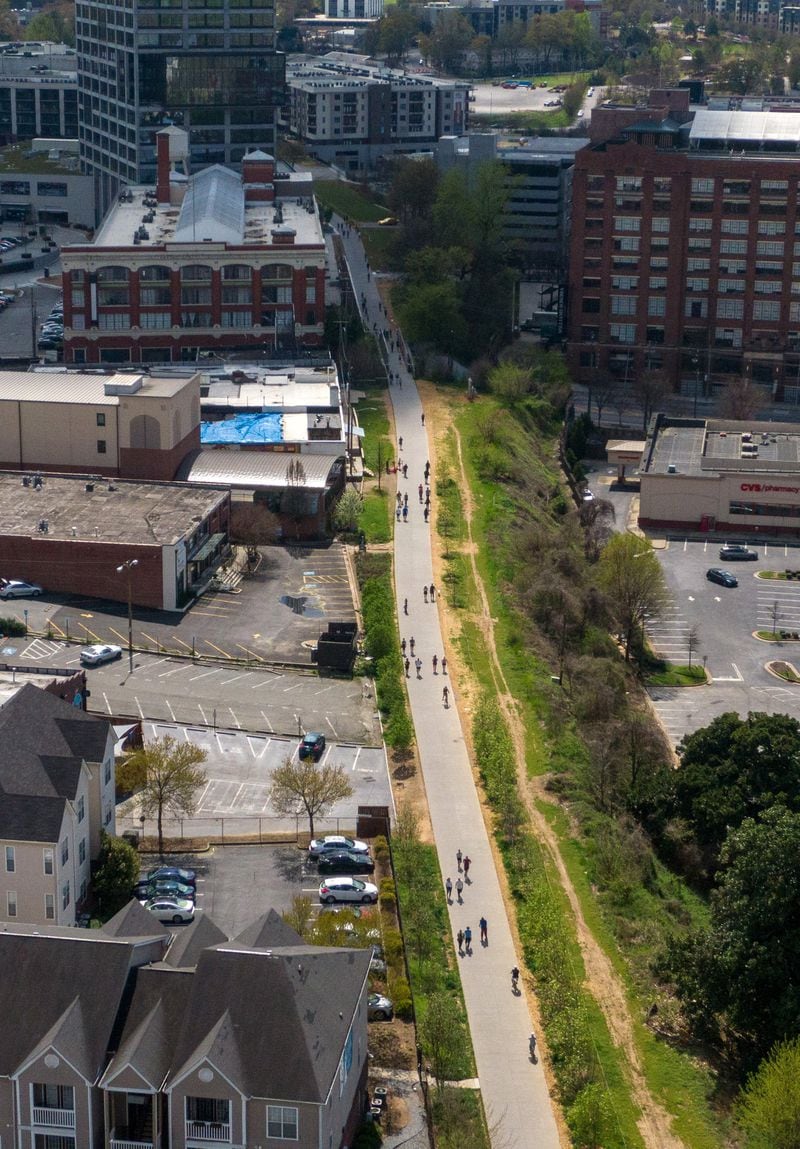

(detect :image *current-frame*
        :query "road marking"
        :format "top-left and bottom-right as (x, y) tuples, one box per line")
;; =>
(282, 682), (303, 693)
(172, 637), (195, 653)
(236, 644), (264, 662)
(101, 691), (113, 715)
(714, 663), (744, 682)
(251, 675), (284, 690)
(260, 710), (274, 732)
(165, 699), (176, 720)
(247, 736), (268, 759)
(189, 669), (222, 682)
(204, 639), (234, 660)
(158, 665), (186, 678)
(197, 705), (208, 723)
(229, 707), (241, 729)
(220, 673), (251, 686)
(134, 696), (144, 719)
(350, 747), (361, 772)
(326, 715), (339, 737)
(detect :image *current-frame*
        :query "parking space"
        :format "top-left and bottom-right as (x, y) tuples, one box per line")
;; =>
(647, 537), (800, 746)
(2, 542), (356, 665)
(117, 720), (391, 841)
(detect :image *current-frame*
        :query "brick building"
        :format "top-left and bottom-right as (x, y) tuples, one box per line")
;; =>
(0, 471), (230, 610)
(567, 91), (800, 404)
(61, 129), (326, 366)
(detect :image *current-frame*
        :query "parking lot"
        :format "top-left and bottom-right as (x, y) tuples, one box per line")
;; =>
(0, 542), (356, 665)
(647, 538), (800, 746)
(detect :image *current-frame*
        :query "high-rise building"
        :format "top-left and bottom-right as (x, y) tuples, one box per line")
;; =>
(75, 0), (285, 214)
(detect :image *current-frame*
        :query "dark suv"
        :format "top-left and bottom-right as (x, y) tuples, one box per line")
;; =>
(299, 732), (326, 761)
(719, 544), (757, 561)
(707, 568), (738, 587)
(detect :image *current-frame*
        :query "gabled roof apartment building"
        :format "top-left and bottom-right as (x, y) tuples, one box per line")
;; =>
(0, 905), (370, 1149)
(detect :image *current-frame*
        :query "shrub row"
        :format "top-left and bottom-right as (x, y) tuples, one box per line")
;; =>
(357, 554), (414, 750)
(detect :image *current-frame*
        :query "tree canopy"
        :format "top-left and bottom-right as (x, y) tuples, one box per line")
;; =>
(736, 1038), (800, 1148)
(268, 755), (353, 839)
(596, 535), (668, 661)
(119, 735), (208, 855)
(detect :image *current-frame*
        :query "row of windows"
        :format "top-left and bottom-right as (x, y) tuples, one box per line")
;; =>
(93, 285), (314, 309)
(91, 309), (317, 330)
(6, 891), (56, 919)
(0, 180), (68, 196)
(4, 841), (85, 874)
(89, 264), (307, 284)
(730, 500), (800, 518)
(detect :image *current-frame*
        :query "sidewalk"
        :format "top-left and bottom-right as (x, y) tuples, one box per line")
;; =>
(337, 218), (562, 1149)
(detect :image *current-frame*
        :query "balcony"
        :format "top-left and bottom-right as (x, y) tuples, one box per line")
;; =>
(185, 1121), (231, 1142)
(33, 1106), (76, 1128)
(110, 1132), (157, 1149)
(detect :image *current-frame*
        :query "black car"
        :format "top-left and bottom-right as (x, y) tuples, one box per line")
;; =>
(719, 544), (758, 561)
(146, 865), (196, 888)
(134, 879), (195, 901)
(299, 732), (326, 760)
(317, 850), (375, 875)
(707, 568), (738, 587)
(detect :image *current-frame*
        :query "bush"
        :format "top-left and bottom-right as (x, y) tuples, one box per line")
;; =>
(382, 926), (404, 964)
(352, 1122), (382, 1149)
(373, 834), (390, 861)
(391, 976), (413, 1020)
(0, 616), (25, 636)
(379, 876), (396, 900)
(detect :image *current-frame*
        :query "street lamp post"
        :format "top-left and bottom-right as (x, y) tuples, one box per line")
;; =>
(116, 559), (139, 672)
(692, 355), (700, 418)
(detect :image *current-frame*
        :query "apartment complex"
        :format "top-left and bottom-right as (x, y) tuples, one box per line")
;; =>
(567, 90), (800, 403)
(0, 905), (370, 1149)
(61, 132), (326, 366)
(287, 54), (470, 173)
(0, 685), (115, 926)
(75, 0), (285, 213)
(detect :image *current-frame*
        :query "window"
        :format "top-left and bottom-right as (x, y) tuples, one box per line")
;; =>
(104, 759), (112, 785)
(7, 891), (16, 917)
(687, 258), (710, 271)
(686, 278), (709, 292)
(762, 179), (788, 191)
(305, 283), (316, 305)
(757, 240), (784, 256)
(688, 238), (711, 251)
(222, 311), (251, 327)
(613, 236), (640, 252)
(140, 265), (170, 282)
(721, 239), (747, 254)
(180, 265), (212, 282)
(72, 269), (85, 285)
(611, 296), (637, 315)
(267, 1106), (299, 1139)
(649, 277), (667, 290)
(262, 263), (292, 281)
(72, 289), (85, 308)
(685, 299), (708, 318)
(181, 311), (212, 328)
(37, 181), (67, 197)
(186, 1098), (230, 1124)
(717, 299), (744, 319)
(0, 179), (30, 194)
(181, 286), (212, 305)
(754, 280), (782, 294)
(221, 263), (251, 281)
(609, 323), (635, 343)
(791, 302), (800, 323)
(582, 299), (600, 313)
(141, 286), (171, 305)
(5, 845), (14, 873)
(77, 795), (85, 823)
(718, 280), (745, 294)
(715, 327), (742, 348)
(756, 261), (783, 274)
(78, 839), (86, 865)
(96, 413), (106, 427)
(691, 177), (714, 193)
(753, 300), (780, 321)
(62, 881), (70, 911)
(689, 218), (712, 232)
(722, 220), (748, 234)
(61, 839), (69, 865)
(650, 257), (669, 269)
(651, 217), (670, 233)
(654, 177), (672, 192)
(758, 220), (785, 235)
(33, 1084), (74, 1111)
(616, 176), (641, 191)
(648, 296), (666, 317)
(221, 284), (252, 305)
(45, 893), (55, 920)
(614, 216), (640, 232)
(43, 848), (53, 875)
(612, 276), (638, 290)
(98, 313), (130, 330)
(140, 312), (172, 329)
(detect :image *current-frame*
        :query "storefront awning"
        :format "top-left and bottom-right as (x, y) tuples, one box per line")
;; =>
(189, 532), (226, 563)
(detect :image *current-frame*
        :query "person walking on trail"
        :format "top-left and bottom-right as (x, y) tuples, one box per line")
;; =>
(402, 463), (408, 479)
(401, 638), (407, 655)
(402, 504), (408, 522)
(409, 637), (415, 655)
(445, 877), (453, 902)
(403, 492), (408, 507)
(464, 925), (472, 953)
(442, 685), (450, 707)
(463, 855), (471, 881)
(432, 654), (438, 674)
(455, 876), (464, 903)
(423, 586), (428, 603)
(421, 412), (425, 426)
(424, 461), (430, 481)
(457, 929), (464, 954)
(396, 506), (401, 522)
(396, 492), (402, 506)
(424, 506), (430, 522)
(404, 657), (410, 678)
(430, 584), (436, 602)
(442, 655), (447, 675)
(479, 916), (488, 945)
(418, 483), (424, 503)
(511, 966), (520, 992)
(403, 598), (408, 615)
(398, 436), (403, 449)
(415, 656), (422, 679)
(529, 1032), (537, 1062)
(456, 848), (463, 871)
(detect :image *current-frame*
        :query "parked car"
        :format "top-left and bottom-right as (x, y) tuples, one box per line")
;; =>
(377, 216), (398, 226)
(308, 834), (369, 857)
(368, 992), (393, 1021)
(145, 865), (196, 887)
(318, 877), (378, 905)
(317, 850), (375, 875)
(707, 568), (738, 588)
(298, 731), (326, 760)
(369, 944), (387, 975)
(134, 878), (195, 901)
(140, 896), (195, 923)
(80, 643), (122, 667)
(719, 544), (758, 561)
(0, 579), (42, 599)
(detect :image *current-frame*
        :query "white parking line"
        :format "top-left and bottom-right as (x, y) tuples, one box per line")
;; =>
(260, 710), (274, 732)
(325, 716), (339, 738)
(228, 708), (241, 729)
(166, 699), (176, 720)
(714, 663), (743, 682)
(197, 705), (208, 724)
(246, 736), (268, 759)
(351, 747), (361, 772)
(101, 691), (113, 715)
(134, 696), (144, 719)
(221, 673), (251, 686)
(189, 669), (222, 682)
(158, 665), (186, 678)
(282, 682), (303, 693)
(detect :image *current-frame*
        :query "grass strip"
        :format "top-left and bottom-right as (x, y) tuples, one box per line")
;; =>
(314, 180), (388, 223)
(356, 552), (413, 749)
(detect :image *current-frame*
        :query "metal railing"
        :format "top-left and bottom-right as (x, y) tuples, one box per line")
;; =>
(32, 1106), (76, 1128)
(185, 1120), (231, 1142)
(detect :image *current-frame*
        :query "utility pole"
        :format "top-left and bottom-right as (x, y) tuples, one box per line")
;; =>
(116, 558), (139, 672)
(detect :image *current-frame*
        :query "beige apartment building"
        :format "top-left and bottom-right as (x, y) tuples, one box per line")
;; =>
(0, 369), (200, 481)
(0, 684), (116, 926)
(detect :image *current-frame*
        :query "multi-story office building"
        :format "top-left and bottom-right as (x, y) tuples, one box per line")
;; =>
(287, 55), (469, 174)
(567, 90), (800, 404)
(0, 44), (78, 144)
(324, 0), (383, 16)
(75, 0), (285, 214)
(61, 131), (326, 364)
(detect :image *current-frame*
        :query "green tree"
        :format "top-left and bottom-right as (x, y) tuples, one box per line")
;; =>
(596, 535), (668, 661)
(378, 7), (418, 64)
(419, 992), (465, 1090)
(488, 362), (532, 403)
(92, 831), (140, 916)
(24, 3), (74, 44)
(671, 807), (800, 1061)
(268, 755), (353, 840)
(387, 157), (440, 224)
(425, 11), (473, 72)
(119, 736), (208, 856)
(736, 1038), (800, 1148)
(670, 711), (800, 868)
(396, 281), (467, 354)
(331, 486), (363, 534)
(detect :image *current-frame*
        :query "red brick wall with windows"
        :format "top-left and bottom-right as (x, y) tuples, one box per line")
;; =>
(0, 537), (165, 609)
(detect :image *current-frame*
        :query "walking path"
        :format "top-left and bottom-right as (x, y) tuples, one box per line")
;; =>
(336, 219), (562, 1148)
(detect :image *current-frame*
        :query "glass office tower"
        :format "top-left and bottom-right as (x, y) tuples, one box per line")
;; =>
(76, 0), (285, 214)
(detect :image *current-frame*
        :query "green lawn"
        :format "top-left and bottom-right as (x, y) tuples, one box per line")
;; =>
(472, 109), (571, 132)
(647, 665), (707, 687)
(314, 180), (388, 223)
(356, 393), (394, 544)
(360, 226), (398, 272)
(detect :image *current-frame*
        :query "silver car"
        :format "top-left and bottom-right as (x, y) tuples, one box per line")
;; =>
(318, 877), (378, 905)
(0, 579), (42, 599)
(140, 897), (195, 923)
(80, 643), (123, 667)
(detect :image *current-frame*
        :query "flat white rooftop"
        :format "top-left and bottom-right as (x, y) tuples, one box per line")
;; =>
(0, 371), (193, 405)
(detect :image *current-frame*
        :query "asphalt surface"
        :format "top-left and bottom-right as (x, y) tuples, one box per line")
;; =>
(647, 538), (800, 746)
(339, 216), (562, 1148)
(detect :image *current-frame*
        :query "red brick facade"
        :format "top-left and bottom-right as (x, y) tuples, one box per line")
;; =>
(0, 537), (166, 609)
(120, 424), (201, 481)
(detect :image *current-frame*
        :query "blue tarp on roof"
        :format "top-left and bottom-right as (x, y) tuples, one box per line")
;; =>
(201, 413), (283, 444)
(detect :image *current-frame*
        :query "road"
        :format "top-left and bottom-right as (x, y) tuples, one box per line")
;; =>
(338, 217), (562, 1149)
(647, 538), (800, 746)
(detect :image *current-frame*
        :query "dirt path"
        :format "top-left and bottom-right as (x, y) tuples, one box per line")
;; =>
(426, 385), (684, 1149)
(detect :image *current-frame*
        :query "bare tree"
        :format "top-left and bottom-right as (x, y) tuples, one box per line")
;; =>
(283, 458), (308, 537)
(580, 497), (616, 562)
(632, 370), (671, 434)
(720, 377), (769, 421)
(592, 378), (617, 427)
(229, 502), (280, 567)
(687, 623), (701, 669)
(119, 736), (208, 856)
(268, 755), (353, 840)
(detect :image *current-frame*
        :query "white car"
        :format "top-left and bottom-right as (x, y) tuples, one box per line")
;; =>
(80, 643), (123, 667)
(318, 877), (378, 905)
(0, 579), (42, 599)
(308, 834), (369, 857)
(140, 897), (195, 923)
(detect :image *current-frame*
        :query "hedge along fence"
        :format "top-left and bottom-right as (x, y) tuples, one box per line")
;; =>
(357, 553), (414, 750)
(472, 695), (640, 1147)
